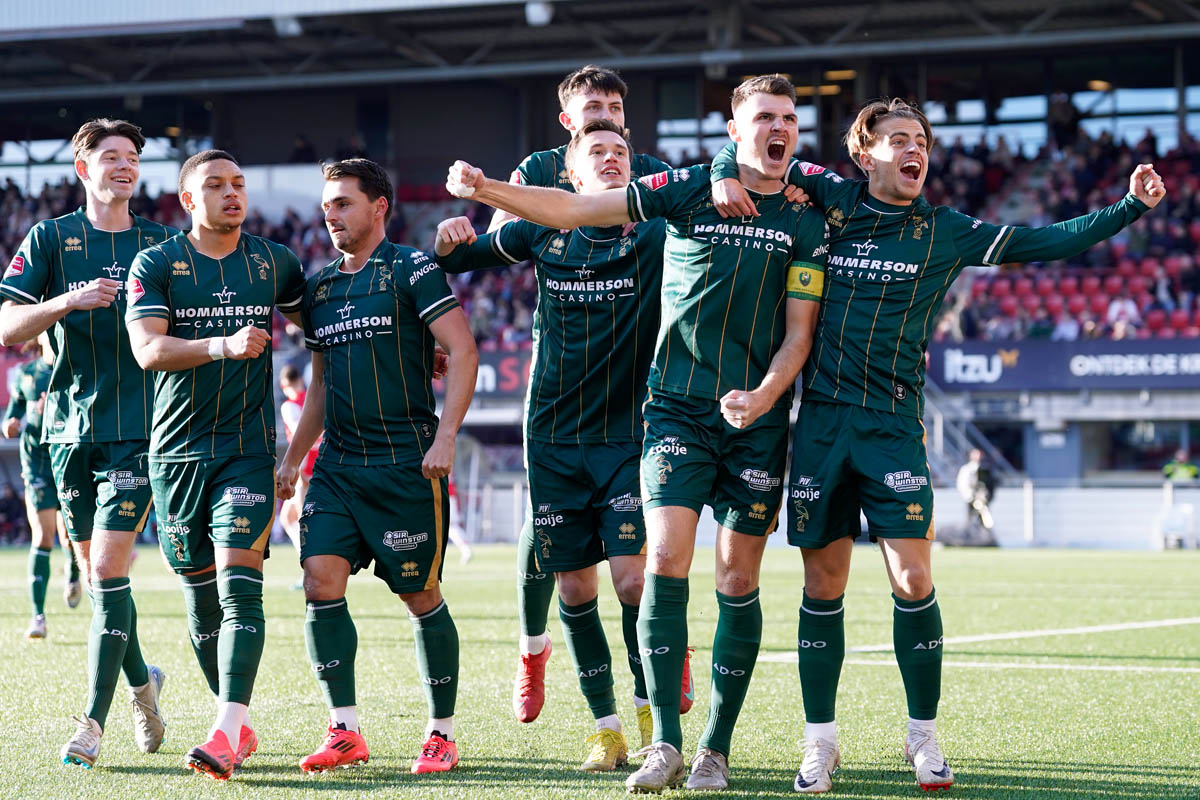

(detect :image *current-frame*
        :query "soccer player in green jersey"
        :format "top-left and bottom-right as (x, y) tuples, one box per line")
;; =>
(709, 99), (1164, 793)
(3, 333), (79, 638)
(275, 158), (477, 776)
(125, 149), (307, 780)
(0, 118), (169, 769)
(437, 119), (670, 770)
(447, 74), (827, 793)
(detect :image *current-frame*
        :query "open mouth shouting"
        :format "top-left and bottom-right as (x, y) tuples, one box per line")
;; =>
(899, 158), (923, 183)
(766, 137), (788, 163)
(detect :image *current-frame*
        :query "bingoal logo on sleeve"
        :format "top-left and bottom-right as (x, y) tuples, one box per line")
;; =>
(638, 172), (669, 191)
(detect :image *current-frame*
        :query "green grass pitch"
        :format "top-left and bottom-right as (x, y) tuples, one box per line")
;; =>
(1, 543), (1197, 799)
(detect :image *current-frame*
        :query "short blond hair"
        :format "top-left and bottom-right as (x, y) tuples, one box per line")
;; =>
(845, 98), (933, 174)
(730, 74), (795, 112)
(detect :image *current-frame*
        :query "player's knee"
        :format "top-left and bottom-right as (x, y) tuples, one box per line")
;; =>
(399, 588), (442, 617)
(715, 568), (758, 597)
(892, 566), (933, 601)
(302, 568), (347, 602)
(612, 571), (644, 606)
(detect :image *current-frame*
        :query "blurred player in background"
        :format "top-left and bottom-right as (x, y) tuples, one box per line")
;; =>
(446, 475), (472, 565)
(3, 332), (78, 639)
(126, 149), (306, 780)
(710, 97), (1164, 793)
(276, 158), (477, 776)
(445, 73), (827, 793)
(0, 118), (169, 769)
(279, 363), (320, 553)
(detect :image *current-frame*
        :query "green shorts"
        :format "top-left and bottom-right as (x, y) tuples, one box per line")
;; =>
(150, 455), (276, 573)
(21, 441), (59, 511)
(787, 399), (935, 548)
(300, 459), (449, 595)
(50, 440), (152, 542)
(640, 389), (788, 536)
(526, 440), (645, 573)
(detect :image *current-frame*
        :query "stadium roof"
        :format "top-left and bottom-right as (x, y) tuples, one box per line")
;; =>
(1, 0), (1197, 104)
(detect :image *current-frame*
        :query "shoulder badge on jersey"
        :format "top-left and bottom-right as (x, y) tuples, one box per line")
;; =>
(6, 255), (24, 277)
(639, 172), (669, 191)
(799, 162), (826, 176)
(128, 278), (145, 304)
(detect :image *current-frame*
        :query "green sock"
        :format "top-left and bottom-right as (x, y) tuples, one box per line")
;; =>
(636, 572), (688, 751)
(305, 597), (357, 708)
(621, 600), (648, 700)
(181, 573), (222, 695)
(411, 601), (458, 719)
(699, 588), (762, 757)
(893, 589), (942, 720)
(29, 547), (51, 615)
(86, 577), (133, 727)
(559, 597), (616, 719)
(517, 519), (554, 637)
(121, 595), (149, 687)
(797, 592), (845, 723)
(217, 567), (265, 705)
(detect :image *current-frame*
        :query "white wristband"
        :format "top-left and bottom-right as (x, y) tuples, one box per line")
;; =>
(208, 337), (226, 360)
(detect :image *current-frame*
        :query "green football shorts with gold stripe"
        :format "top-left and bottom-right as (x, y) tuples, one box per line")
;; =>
(50, 440), (153, 542)
(150, 454), (276, 573)
(786, 398), (936, 549)
(526, 440), (645, 573)
(300, 459), (450, 594)
(639, 389), (788, 536)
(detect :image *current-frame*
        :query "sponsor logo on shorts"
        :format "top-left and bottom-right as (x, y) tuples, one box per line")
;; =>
(383, 530), (428, 551)
(301, 502), (315, 516)
(224, 486), (268, 506)
(618, 522), (637, 540)
(791, 485), (821, 502)
(905, 503), (924, 521)
(162, 513), (188, 560)
(537, 503), (551, 513)
(60, 487), (81, 502)
(232, 516), (252, 535)
(608, 492), (642, 513)
(107, 470), (149, 490)
(401, 560), (420, 577)
(653, 454), (672, 485)
(649, 435), (688, 456)
(749, 501), (768, 521)
(118, 500), (137, 518)
(740, 468), (781, 492)
(534, 511), (565, 527)
(884, 470), (928, 493)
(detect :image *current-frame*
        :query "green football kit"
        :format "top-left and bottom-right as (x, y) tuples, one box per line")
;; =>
(5, 358), (58, 510)
(126, 230), (305, 571)
(1, 208), (172, 540)
(438, 217), (665, 572)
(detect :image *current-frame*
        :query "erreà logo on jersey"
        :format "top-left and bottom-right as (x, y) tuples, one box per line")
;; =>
(6, 255), (24, 277)
(128, 278), (145, 303)
(639, 172), (669, 191)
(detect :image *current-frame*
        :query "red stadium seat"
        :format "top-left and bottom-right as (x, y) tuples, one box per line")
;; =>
(1045, 295), (1064, 316)
(1089, 293), (1110, 316)
(1194, 309), (1200, 328)
(1021, 294), (1041, 313)
(1170, 309), (1191, 331)
(1014, 277), (1034, 298)
(1127, 276), (1147, 296)
(1145, 309), (1167, 332)
(1081, 275), (1101, 296)
(1189, 220), (1200, 242)
(1035, 277), (1056, 297)
(1140, 258), (1160, 278)
(1136, 327), (1152, 339)
(1115, 259), (1137, 278)
(1182, 327), (1200, 339)
(1136, 292), (1154, 312)
(1103, 274), (1124, 296)
(999, 296), (1019, 317)
(1110, 240), (1128, 261)
(1066, 295), (1086, 316)
(991, 278), (1011, 298)
(971, 280), (988, 299)
(1157, 327), (1178, 339)
(1059, 275), (1079, 295)
(1164, 256), (1183, 278)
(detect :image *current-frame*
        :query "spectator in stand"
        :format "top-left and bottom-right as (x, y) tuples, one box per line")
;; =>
(0, 482), (27, 542)
(1050, 311), (1080, 342)
(1025, 307), (1054, 339)
(1163, 449), (1199, 482)
(288, 134), (318, 163)
(1048, 92), (1081, 150)
(1106, 289), (1142, 329)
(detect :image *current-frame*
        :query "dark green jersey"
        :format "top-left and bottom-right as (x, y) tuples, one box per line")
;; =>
(514, 144), (670, 191)
(714, 145), (1150, 416)
(126, 232), (305, 462)
(0, 208), (174, 443)
(439, 218), (665, 444)
(625, 164), (827, 405)
(4, 358), (52, 450)
(302, 240), (460, 467)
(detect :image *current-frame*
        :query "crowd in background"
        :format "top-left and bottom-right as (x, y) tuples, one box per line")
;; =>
(3, 126), (1200, 356)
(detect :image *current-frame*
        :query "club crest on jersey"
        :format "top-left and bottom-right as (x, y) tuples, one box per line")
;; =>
(103, 261), (124, 279)
(883, 471), (928, 493)
(144, 235), (157, 247)
(639, 171), (669, 191)
(793, 501), (810, 532)
(251, 253), (270, 280)
(537, 528), (553, 558)
(315, 282), (330, 302)
(911, 215), (929, 240)
(64, 237), (83, 252)
(128, 278), (145, 303)
(6, 255), (24, 277)
(383, 529), (427, 551)
(654, 455), (673, 485)
(378, 264), (392, 292)
(223, 486), (267, 506)
(171, 260), (190, 276)
(213, 286), (235, 304)
(107, 470), (149, 490)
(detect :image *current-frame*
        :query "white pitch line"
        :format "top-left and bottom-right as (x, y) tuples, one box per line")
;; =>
(758, 616), (1200, 663)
